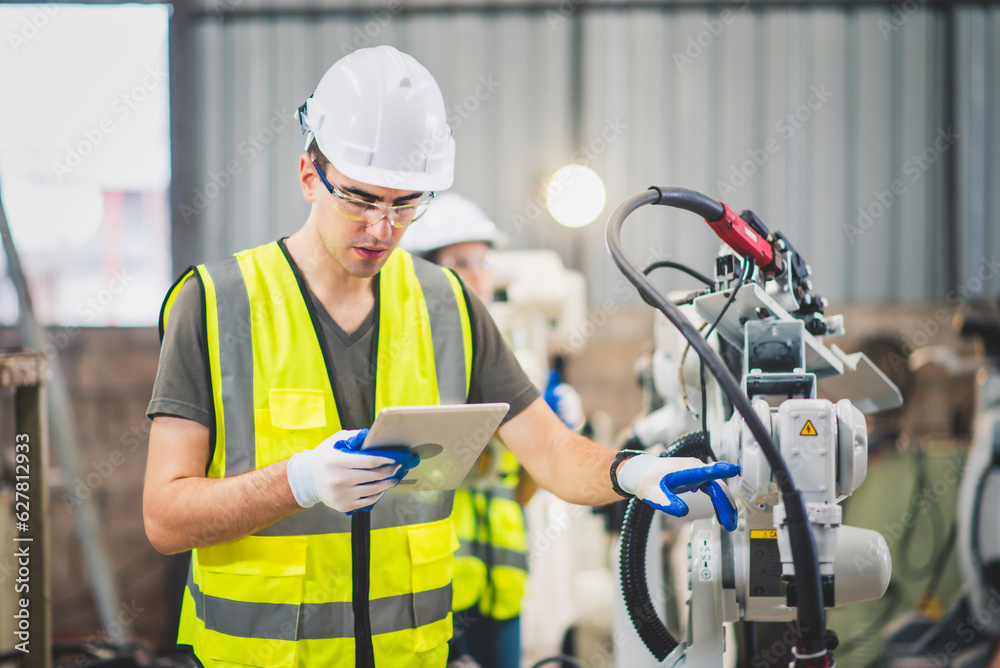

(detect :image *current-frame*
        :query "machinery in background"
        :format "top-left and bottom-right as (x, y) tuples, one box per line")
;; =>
(606, 187), (903, 667)
(489, 250), (587, 392)
(476, 248), (613, 668)
(881, 306), (1000, 667)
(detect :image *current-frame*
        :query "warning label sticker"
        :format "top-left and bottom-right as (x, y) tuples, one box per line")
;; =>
(800, 420), (818, 436)
(750, 530), (778, 539)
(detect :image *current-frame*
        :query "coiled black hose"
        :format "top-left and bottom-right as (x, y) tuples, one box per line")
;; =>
(619, 431), (715, 660)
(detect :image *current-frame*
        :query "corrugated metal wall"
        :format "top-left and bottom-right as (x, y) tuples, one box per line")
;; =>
(170, 2), (999, 306)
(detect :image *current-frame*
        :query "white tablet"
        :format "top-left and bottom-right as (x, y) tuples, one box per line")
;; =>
(361, 403), (510, 493)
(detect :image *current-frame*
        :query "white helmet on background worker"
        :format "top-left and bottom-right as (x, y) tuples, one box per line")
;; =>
(399, 193), (506, 255)
(297, 45), (455, 192)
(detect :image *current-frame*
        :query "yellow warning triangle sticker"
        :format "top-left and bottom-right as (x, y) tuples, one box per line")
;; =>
(800, 420), (818, 436)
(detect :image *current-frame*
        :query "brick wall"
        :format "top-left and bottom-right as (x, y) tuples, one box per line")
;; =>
(0, 326), (179, 650)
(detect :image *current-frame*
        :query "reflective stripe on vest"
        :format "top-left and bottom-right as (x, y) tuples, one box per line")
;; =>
(186, 568), (453, 639)
(165, 242), (473, 667)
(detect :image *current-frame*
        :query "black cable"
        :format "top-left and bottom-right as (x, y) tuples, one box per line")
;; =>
(705, 256), (750, 341)
(700, 256), (752, 434)
(620, 432), (715, 660)
(606, 187), (828, 660)
(742, 621), (759, 667)
(969, 451), (991, 580)
(700, 361), (708, 434)
(835, 578), (904, 656)
(896, 446), (945, 580)
(643, 260), (715, 287)
(529, 656), (583, 668)
(922, 516), (958, 603)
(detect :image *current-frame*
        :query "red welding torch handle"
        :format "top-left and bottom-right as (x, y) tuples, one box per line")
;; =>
(705, 202), (773, 267)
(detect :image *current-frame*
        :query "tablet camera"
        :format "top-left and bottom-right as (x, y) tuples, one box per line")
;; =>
(411, 442), (444, 460)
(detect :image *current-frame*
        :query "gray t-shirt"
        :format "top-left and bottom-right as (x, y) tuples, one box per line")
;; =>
(147, 258), (539, 433)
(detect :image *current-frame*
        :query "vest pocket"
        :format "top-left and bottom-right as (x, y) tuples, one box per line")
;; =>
(267, 389), (327, 430)
(407, 519), (459, 652)
(196, 537), (307, 667)
(258, 389), (330, 466)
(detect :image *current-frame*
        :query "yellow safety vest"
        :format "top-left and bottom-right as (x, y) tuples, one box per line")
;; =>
(159, 241), (474, 668)
(451, 446), (528, 621)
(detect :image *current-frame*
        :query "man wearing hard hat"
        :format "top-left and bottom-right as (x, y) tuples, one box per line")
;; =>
(144, 46), (739, 668)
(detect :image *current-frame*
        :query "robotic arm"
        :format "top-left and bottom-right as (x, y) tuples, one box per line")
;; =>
(607, 187), (902, 668)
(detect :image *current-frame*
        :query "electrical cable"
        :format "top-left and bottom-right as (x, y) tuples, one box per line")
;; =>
(970, 452), (991, 583)
(676, 256), (752, 431)
(700, 360), (708, 434)
(678, 322), (708, 423)
(643, 260), (715, 287)
(699, 255), (752, 434)
(834, 579), (903, 657)
(620, 431), (714, 659)
(920, 517), (958, 610)
(896, 445), (946, 580)
(528, 656), (583, 668)
(607, 187), (829, 661)
(835, 438), (953, 659)
(742, 621), (759, 667)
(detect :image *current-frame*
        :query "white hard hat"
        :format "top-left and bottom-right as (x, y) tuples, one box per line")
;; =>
(399, 193), (506, 254)
(297, 46), (455, 192)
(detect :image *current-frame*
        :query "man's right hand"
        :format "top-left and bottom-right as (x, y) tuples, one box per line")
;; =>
(286, 429), (417, 514)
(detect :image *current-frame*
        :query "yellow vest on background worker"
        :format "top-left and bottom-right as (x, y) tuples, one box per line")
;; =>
(162, 242), (473, 667)
(451, 445), (529, 620)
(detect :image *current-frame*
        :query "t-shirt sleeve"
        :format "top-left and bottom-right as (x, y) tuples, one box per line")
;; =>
(463, 285), (541, 424)
(146, 278), (214, 427)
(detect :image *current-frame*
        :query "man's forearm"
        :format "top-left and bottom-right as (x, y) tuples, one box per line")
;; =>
(543, 431), (623, 506)
(144, 460), (300, 555)
(497, 398), (623, 507)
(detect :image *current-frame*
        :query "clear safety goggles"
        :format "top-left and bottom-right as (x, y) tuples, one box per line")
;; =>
(313, 160), (434, 228)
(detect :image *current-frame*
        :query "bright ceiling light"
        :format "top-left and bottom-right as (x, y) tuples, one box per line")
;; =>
(546, 164), (606, 229)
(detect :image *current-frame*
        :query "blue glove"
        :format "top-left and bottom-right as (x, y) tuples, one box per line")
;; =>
(617, 455), (740, 531)
(334, 429), (420, 514)
(544, 368), (562, 412)
(657, 463), (740, 531)
(334, 429), (420, 483)
(544, 369), (584, 429)
(286, 428), (419, 515)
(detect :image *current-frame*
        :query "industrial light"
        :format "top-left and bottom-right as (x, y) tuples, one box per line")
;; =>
(546, 164), (606, 228)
